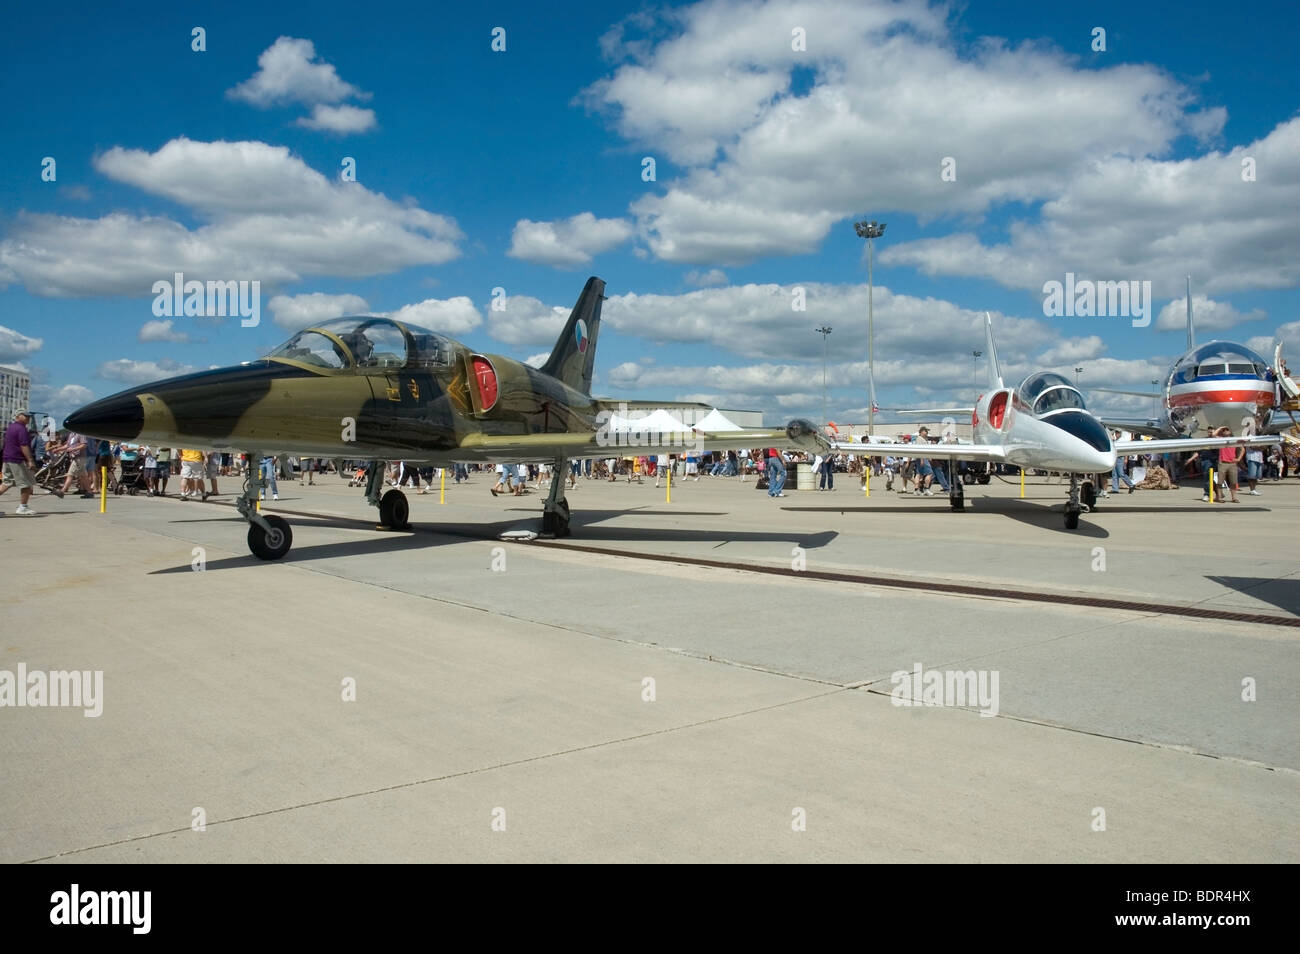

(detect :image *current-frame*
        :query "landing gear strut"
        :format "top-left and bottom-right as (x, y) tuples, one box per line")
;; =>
(239, 451), (294, 560)
(1081, 479), (1098, 513)
(541, 455), (571, 537)
(1065, 473), (1082, 530)
(948, 461), (964, 511)
(364, 460), (410, 530)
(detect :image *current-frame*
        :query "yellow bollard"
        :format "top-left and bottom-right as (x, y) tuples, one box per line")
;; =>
(666, 462), (671, 503)
(100, 466), (107, 513)
(1208, 467), (1215, 503)
(440, 467), (446, 504)
(1020, 467), (1025, 498)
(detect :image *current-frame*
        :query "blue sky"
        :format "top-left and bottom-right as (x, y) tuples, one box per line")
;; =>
(2, 0), (1298, 424)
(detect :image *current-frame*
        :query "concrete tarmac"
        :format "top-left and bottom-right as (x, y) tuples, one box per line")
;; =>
(2, 469), (1296, 862)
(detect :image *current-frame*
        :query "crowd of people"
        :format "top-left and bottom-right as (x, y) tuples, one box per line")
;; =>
(4, 407), (1298, 516)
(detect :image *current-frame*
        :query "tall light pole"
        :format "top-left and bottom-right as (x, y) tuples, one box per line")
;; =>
(1151, 379), (1159, 418)
(854, 219), (886, 437)
(972, 350), (982, 400)
(816, 326), (832, 426)
(1074, 366), (1084, 387)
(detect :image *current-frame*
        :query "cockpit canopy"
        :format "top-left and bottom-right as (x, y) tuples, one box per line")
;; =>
(1016, 371), (1086, 416)
(1172, 342), (1269, 383)
(264, 317), (455, 371)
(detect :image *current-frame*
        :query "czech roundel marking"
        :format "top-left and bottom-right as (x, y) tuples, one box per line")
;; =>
(575, 319), (588, 354)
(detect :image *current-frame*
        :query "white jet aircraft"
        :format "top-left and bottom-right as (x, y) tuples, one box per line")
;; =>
(832, 314), (1283, 529)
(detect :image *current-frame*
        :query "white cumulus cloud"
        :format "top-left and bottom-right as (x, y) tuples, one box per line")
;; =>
(296, 104), (377, 133)
(269, 292), (370, 330)
(138, 319), (190, 343)
(0, 138), (463, 298)
(507, 213), (633, 267)
(96, 358), (199, 385)
(1155, 295), (1266, 333)
(382, 296), (482, 336)
(0, 325), (43, 362)
(228, 36), (368, 108)
(580, 0), (1237, 269)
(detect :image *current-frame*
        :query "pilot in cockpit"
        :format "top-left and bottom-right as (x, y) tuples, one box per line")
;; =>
(340, 332), (374, 366)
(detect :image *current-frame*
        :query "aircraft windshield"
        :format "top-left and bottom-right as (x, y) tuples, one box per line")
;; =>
(1016, 372), (1086, 415)
(266, 330), (350, 369)
(265, 317), (455, 370)
(1173, 343), (1269, 382)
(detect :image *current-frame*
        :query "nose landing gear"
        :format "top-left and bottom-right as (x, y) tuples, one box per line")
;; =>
(1060, 475), (1092, 535)
(948, 461), (965, 511)
(238, 451), (295, 560)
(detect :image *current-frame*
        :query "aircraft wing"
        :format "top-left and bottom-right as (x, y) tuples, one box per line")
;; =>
(1113, 434), (1284, 455)
(1090, 387), (1161, 399)
(457, 421), (825, 463)
(831, 441), (1007, 463)
(1097, 415), (1171, 438)
(893, 407), (976, 416)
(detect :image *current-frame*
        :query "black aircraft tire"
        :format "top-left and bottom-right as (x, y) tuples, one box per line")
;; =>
(249, 515), (293, 560)
(950, 497), (964, 511)
(1064, 509), (1080, 530)
(380, 489), (410, 528)
(1081, 481), (1097, 511)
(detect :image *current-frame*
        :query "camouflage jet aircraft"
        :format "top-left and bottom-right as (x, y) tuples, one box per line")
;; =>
(66, 277), (822, 559)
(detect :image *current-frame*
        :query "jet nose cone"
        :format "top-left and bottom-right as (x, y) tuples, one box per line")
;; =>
(65, 392), (144, 441)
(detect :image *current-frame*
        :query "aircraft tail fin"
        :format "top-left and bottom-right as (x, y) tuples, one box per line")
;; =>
(541, 276), (605, 395)
(984, 312), (1004, 389)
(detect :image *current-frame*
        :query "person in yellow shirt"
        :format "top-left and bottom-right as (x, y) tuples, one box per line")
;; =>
(179, 448), (207, 501)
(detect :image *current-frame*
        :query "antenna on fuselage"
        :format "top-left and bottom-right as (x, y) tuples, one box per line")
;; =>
(984, 312), (1004, 389)
(1186, 275), (1195, 351)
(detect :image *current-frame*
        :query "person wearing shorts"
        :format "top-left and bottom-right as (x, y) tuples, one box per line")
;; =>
(1, 409), (40, 514)
(154, 448), (172, 496)
(180, 448), (207, 500)
(206, 449), (221, 495)
(57, 431), (90, 497)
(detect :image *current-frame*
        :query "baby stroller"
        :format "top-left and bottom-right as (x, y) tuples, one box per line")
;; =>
(115, 457), (150, 495)
(35, 451), (71, 492)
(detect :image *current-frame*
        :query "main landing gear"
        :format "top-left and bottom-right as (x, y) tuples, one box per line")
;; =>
(1064, 474), (1097, 530)
(541, 455), (571, 537)
(365, 460), (411, 530)
(948, 461), (964, 511)
(239, 451), (294, 560)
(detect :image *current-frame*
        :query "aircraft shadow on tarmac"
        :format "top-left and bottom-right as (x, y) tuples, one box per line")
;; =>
(149, 524), (457, 573)
(148, 507), (838, 572)
(1206, 576), (1300, 616)
(781, 500), (1111, 537)
(558, 509), (838, 548)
